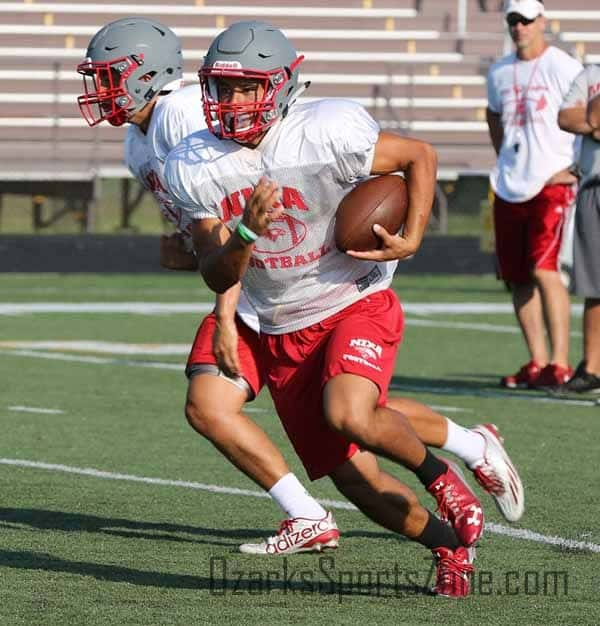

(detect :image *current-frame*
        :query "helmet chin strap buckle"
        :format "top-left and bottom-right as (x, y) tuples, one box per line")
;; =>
(272, 71), (285, 86)
(284, 81), (310, 112)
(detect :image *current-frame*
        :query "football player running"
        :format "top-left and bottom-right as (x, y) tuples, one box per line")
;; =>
(164, 21), (524, 597)
(77, 19), (524, 583)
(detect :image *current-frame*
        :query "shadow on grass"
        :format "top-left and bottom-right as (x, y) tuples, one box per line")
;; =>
(0, 507), (268, 547)
(0, 548), (431, 596)
(390, 374), (548, 402)
(0, 508), (406, 547)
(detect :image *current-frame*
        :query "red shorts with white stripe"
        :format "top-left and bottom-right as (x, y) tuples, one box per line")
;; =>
(260, 288), (404, 480)
(493, 184), (575, 284)
(186, 312), (265, 399)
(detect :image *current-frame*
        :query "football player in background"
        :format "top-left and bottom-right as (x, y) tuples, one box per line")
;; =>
(164, 21), (525, 597)
(77, 17), (342, 553)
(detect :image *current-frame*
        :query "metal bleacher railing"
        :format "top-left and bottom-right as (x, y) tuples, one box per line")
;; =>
(0, 0), (598, 232)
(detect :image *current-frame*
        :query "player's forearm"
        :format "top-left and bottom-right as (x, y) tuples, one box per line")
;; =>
(402, 142), (437, 250)
(198, 232), (253, 294)
(588, 96), (600, 129)
(214, 283), (242, 322)
(558, 107), (593, 134)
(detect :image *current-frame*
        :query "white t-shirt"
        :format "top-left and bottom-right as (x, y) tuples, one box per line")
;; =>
(164, 99), (398, 335)
(124, 84), (259, 332)
(487, 46), (582, 202)
(560, 64), (600, 187)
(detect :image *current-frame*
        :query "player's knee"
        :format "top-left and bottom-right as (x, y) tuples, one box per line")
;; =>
(532, 266), (560, 286)
(325, 406), (371, 439)
(324, 377), (378, 440)
(184, 395), (220, 437)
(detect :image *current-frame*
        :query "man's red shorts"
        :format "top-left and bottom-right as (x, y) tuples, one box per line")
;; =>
(494, 184), (575, 284)
(260, 288), (404, 481)
(186, 313), (264, 398)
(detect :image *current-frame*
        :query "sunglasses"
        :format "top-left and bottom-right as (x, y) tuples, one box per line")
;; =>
(506, 13), (537, 27)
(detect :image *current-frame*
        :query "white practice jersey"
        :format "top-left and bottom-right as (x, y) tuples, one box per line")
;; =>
(125, 84), (205, 240)
(124, 84), (259, 332)
(487, 46), (582, 202)
(164, 99), (398, 335)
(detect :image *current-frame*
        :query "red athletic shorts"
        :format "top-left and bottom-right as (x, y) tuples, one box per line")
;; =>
(260, 289), (404, 481)
(186, 313), (264, 398)
(493, 184), (575, 284)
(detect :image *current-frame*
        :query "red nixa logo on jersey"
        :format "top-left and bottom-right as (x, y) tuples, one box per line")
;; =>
(221, 186), (311, 254)
(220, 186), (308, 222)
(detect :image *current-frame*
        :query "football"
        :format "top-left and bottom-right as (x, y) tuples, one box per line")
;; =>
(334, 174), (409, 252)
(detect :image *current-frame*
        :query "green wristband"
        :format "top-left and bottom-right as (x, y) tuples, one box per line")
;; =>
(236, 222), (258, 243)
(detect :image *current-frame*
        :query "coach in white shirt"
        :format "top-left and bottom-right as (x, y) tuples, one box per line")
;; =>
(486, 0), (582, 389)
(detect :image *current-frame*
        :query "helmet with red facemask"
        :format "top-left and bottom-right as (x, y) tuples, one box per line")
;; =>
(200, 21), (305, 142)
(77, 17), (183, 127)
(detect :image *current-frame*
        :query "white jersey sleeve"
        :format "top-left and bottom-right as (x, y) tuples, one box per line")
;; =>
(165, 130), (242, 221)
(308, 99), (379, 184)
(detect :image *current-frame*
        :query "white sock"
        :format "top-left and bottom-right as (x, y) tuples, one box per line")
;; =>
(442, 418), (485, 467)
(268, 473), (327, 519)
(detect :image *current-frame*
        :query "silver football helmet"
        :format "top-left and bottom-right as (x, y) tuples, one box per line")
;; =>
(77, 17), (183, 126)
(200, 21), (305, 141)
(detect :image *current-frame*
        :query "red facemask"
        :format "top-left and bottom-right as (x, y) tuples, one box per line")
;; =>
(77, 56), (139, 126)
(199, 57), (303, 142)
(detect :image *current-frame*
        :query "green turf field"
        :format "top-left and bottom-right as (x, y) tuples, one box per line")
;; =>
(0, 273), (597, 625)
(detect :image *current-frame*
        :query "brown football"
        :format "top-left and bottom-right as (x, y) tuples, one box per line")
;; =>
(334, 175), (409, 252)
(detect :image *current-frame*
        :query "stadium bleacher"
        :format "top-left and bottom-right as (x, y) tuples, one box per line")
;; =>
(0, 0), (597, 229)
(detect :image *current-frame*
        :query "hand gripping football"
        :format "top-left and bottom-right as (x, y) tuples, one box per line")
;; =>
(334, 175), (409, 252)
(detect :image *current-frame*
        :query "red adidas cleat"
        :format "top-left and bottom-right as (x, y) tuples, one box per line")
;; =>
(427, 460), (484, 547)
(432, 546), (475, 598)
(238, 512), (340, 555)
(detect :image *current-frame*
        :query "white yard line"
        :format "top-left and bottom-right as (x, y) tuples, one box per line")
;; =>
(0, 349), (183, 370)
(0, 302), (585, 316)
(428, 405), (473, 414)
(406, 318), (583, 337)
(2, 348), (597, 407)
(0, 302), (213, 315)
(0, 341), (189, 355)
(0, 457), (598, 554)
(7, 406), (63, 415)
